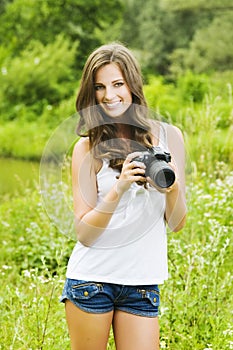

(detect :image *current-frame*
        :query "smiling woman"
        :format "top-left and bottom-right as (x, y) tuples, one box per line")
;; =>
(60, 42), (186, 350)
(94, 63), (132, 118)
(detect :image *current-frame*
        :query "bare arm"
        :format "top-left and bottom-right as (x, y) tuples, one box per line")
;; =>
(165, 124), (187, 232)
(72, 138), (146, 246)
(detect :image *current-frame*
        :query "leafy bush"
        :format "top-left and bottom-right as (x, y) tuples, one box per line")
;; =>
(0, 35), (77, 120)
(177, 70), (209, 103)
(0, 121), (51, 160)
(0, 188), (73, 275)
(40, 94), (77, 128)
(144, 75), (181, 118)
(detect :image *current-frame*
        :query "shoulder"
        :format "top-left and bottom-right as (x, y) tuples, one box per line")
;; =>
(72, 137), (91, 170)
(72, 137), (101, 174)
(164, 123), (185, 166)
(163, 123), (184, 144)
(72, 137), (90, 158)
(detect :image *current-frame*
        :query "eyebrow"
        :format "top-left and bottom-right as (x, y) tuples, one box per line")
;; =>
(94, 78), (124, 84)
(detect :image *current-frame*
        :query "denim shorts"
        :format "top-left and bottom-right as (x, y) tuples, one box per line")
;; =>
(60, 278), (160, 317)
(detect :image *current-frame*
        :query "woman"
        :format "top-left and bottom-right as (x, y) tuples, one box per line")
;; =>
(61, 43), (186, 350)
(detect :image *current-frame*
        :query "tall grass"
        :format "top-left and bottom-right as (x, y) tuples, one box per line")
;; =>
(0, 77), (233, 349)
(0, 171), (232, 349)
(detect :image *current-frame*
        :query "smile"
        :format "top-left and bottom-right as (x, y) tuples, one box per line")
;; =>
(104, 101), (122, 109)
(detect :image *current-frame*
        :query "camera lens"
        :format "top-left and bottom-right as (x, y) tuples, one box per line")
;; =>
(148, 161), (175, 188)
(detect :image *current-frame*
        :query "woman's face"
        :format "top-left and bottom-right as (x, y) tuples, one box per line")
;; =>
(94, 63), (132, 118)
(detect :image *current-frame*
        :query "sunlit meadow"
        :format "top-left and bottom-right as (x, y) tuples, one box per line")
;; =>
(0, 82), (232, 349)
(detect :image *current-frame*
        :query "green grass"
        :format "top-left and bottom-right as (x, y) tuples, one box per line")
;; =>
(0, 170), (232, 349)
(0, 77), (233, 349)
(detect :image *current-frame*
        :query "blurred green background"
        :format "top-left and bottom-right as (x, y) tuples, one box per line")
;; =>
(0, 0), (233, 197)
(0, 1), (233, 349)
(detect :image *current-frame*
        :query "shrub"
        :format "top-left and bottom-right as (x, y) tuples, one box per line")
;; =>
(177, 70), (209, 103)
(0, 34), (78, 120)
(143, 75), (181, 122)
(0, 121), (50, 160)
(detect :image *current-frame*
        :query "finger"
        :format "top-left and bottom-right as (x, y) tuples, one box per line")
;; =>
(131, 160), (146, 168)
(123, 160), (145, 172)
(122, 167), (145, 179)
(133, 175), (147, 183)
(131, 167), (146, 175)
(125, 151), (144, 164)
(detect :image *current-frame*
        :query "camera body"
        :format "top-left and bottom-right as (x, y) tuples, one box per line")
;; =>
(132, 146), (175, 188)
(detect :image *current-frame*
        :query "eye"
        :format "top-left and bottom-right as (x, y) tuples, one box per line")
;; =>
(94, 84), (104, 91)
(114, 82), (124, 87)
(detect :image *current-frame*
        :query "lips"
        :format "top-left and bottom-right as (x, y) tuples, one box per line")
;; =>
(104, 101), (121, 109)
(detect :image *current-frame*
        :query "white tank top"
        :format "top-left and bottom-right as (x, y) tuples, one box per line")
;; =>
(66, 123), (169, 285)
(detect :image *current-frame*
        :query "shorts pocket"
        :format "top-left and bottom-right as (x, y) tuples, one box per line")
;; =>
(70, 281), (103, 300)
(137, 288), (160, 307)
(147, 290), (160, 306)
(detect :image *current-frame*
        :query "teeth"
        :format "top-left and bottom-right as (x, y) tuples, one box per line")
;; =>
(105, 101), (121, 107)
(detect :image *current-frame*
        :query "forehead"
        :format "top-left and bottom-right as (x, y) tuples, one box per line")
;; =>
(95, 63), (123, 82)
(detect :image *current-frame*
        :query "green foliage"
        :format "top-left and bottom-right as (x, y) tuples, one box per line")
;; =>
(0, 35), (77, 120)
(0, 0), (123, 69)
(143, 73), (233, 177)
(120, 0), (215, 75)
(0, 45), (10, 65)
(120, 1), (233, 76)
(0, 190), (73, 275)
(0, 1), (232, 346)
(184, 13), (233, 73)
(177, 71), (209, 102)
(143, 75), (181, 117)
(40, 94), (77, 128)
(0, 121), (50, 160)
(160, 174), (233, 349)
(161, 0), (233, 10)
(1, 71), (232, 165)
(0, 173), (232, 348)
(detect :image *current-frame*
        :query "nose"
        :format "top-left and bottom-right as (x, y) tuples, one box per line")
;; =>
(104, 86), (115, 101)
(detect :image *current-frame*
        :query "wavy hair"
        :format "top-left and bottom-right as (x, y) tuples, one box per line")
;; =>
(75, 43), (154, 170)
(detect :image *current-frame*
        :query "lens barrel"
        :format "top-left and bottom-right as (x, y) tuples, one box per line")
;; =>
(148, 160), (175, 188)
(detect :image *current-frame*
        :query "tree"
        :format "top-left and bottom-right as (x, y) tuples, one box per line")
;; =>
(121, 0), (233, 75)
(120, 0), (209, 75)
(0, 0), (123, 70)
(161, 0), (233, 11)
(183, 13), (233, 73)
(0, 35), (78, 120)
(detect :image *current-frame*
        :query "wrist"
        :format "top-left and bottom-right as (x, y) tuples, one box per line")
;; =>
(114, 179), (129, 196)
(165, 178), (179, 194)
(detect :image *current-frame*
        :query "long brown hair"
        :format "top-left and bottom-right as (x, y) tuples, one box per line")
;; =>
(75, 43), (154, 170)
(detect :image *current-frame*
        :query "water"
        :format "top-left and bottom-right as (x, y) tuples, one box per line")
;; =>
(0, 157), (40, 198)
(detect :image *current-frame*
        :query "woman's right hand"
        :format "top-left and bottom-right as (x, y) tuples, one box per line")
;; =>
(116, 152), (147, 194)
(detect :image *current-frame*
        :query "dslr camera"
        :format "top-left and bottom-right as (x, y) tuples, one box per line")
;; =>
(132, 146), (175, 188)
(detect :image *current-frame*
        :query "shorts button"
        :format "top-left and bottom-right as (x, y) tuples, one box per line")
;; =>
(153, 297), (157, 302)
(84, 291), (89, 297)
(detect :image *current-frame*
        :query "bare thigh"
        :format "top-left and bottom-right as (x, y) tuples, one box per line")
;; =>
(65, 300), (113, 350)
(112, 310), (160, 350)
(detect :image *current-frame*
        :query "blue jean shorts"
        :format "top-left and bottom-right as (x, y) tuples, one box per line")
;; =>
(60, 278), (160, 317)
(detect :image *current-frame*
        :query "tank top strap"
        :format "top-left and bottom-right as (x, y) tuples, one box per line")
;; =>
(158, 122), (169, 151)
(97, 158), (109, 177)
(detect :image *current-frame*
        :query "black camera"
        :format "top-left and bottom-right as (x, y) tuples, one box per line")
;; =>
(132, 146), (175, 188)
